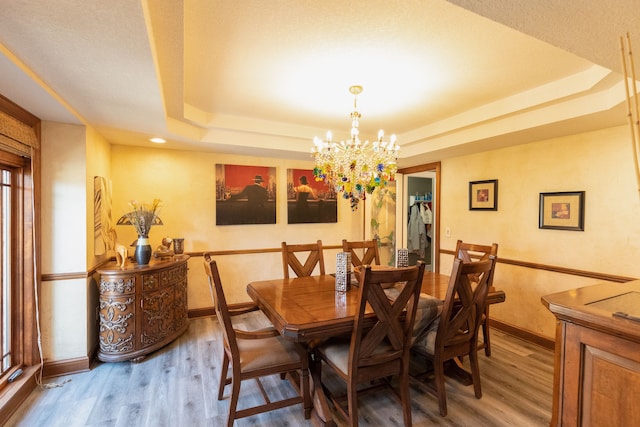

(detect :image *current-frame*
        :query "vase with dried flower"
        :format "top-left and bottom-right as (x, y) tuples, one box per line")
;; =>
(117, 199), (163, 265)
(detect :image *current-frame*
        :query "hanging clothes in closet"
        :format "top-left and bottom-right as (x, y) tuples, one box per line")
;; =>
(420, 201), (433, 241)
(407, 198), (427, 259)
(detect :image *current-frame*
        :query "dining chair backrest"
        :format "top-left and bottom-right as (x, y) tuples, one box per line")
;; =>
(342, 239), (381, 268)
(437, 257), (494, 354)
(204, 252), (219, 305)
(455, 240), (498, 286)
(204, 251), (270, 315)
(455, 240), (498, 356)
(281, 240), (325, 278)
(203, 256), (238, 357)
(352, 261), (426, 373)
(317, 261), (426, 426)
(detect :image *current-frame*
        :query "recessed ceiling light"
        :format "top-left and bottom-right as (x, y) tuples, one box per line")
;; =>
(150, 137), (166, 144)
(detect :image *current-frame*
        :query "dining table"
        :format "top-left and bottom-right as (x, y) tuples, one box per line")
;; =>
(246, 270), (506, 426)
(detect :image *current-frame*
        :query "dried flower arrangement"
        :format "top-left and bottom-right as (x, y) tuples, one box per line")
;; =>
(116, 199), (163, 238)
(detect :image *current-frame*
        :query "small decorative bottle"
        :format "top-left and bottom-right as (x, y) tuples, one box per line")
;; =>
(335, 252), (351, 292)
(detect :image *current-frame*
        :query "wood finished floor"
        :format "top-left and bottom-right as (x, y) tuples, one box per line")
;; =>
(6, 314), (554, 426)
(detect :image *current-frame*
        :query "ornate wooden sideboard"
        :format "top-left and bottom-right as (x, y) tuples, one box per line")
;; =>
(97, 255), (190, 362)
(542, 280), (640, 426)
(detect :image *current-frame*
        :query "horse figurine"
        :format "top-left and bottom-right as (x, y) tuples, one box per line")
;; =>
(115, 242), (128, 268)
(107, 228), (128, 268)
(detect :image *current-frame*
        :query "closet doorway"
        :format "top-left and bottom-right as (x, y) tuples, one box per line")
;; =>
(396, 162), (441, 272)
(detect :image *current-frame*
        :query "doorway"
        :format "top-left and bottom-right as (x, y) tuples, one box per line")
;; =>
(396, 162), (441, 272)
(406, 173), (434, 269)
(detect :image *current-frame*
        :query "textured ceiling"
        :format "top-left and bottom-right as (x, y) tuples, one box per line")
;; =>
(0, 1), (638, 167)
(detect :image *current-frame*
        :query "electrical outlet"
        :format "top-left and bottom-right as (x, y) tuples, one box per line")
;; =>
(445, 227), (451, 237)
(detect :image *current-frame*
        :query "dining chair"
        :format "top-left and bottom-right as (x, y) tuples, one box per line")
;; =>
(411, 256), (495, 416)
(315, 261), (426, 427)
(455, 240), (498, 356)
(281, 240), (325, 278)
(204, 253), (277, 390)
(203, 257), (312, 426)
(341, 238), (381, 268)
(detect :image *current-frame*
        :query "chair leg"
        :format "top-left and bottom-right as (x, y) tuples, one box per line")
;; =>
(226, 378), (241, 427)
(347, 381), (359, 427)
(301, 367), (312, 419)
(483, 307), (491, 356)
(434, 358), (448, 417)
(399, 364), (413, 427)
(218, 352), (230, 400)
(469, 346), (483, 399)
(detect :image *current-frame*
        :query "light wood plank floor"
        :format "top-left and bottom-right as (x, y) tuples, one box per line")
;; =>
(6, 314), (553, 426)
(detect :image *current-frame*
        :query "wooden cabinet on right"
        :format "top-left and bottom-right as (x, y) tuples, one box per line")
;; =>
(543, 281), (640, 426)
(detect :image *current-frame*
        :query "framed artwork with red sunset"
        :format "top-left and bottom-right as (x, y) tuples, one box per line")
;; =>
(215, 164), (276, 225)
(287, 168), (337, 224)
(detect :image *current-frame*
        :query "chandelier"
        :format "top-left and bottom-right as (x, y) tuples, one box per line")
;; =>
(312, 85), (400, 210)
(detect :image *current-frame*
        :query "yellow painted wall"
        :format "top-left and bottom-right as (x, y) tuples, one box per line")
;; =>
(40, 121), (89, 360)
(438, 125), (640, 338)
(41, 121), (112, 361)
(85, 125), (111, 355)
(109, 146), (364, 307)
(86, 125), (112, 267)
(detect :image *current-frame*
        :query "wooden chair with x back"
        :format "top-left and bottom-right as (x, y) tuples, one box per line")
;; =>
(455, 240), (498, 356)
(411, 256), (495, 416)
(281, 240), (325, 278)
(341, 238), (381, 268)
(203, 256), (312, 426)
(316, 261), (426, 426)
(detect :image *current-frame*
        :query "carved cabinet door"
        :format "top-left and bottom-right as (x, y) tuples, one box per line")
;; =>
(98, 276), (136, 355)
(140, 273), (174, 347)
(174, 276), (188, 332)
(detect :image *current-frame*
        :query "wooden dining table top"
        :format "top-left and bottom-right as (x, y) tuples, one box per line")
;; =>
(246, 270), (506, 342)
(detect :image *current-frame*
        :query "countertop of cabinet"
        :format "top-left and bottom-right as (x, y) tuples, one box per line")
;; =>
(542, 279), (640, 342)
(98, 254), (190, 274)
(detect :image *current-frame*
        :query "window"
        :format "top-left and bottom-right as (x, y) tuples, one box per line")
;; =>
(0, 95), (40, 424)
(0, 151), (32, 387)
(1, 167), (13, 376)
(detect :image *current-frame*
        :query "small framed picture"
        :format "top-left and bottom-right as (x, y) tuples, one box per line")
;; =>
(469, 179), (498, 211)
(539, 191), (585, 231)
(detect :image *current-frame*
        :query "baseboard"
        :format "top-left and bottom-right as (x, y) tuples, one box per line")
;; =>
(490, 318), (555, 351)
(42, 356), (91, 379)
